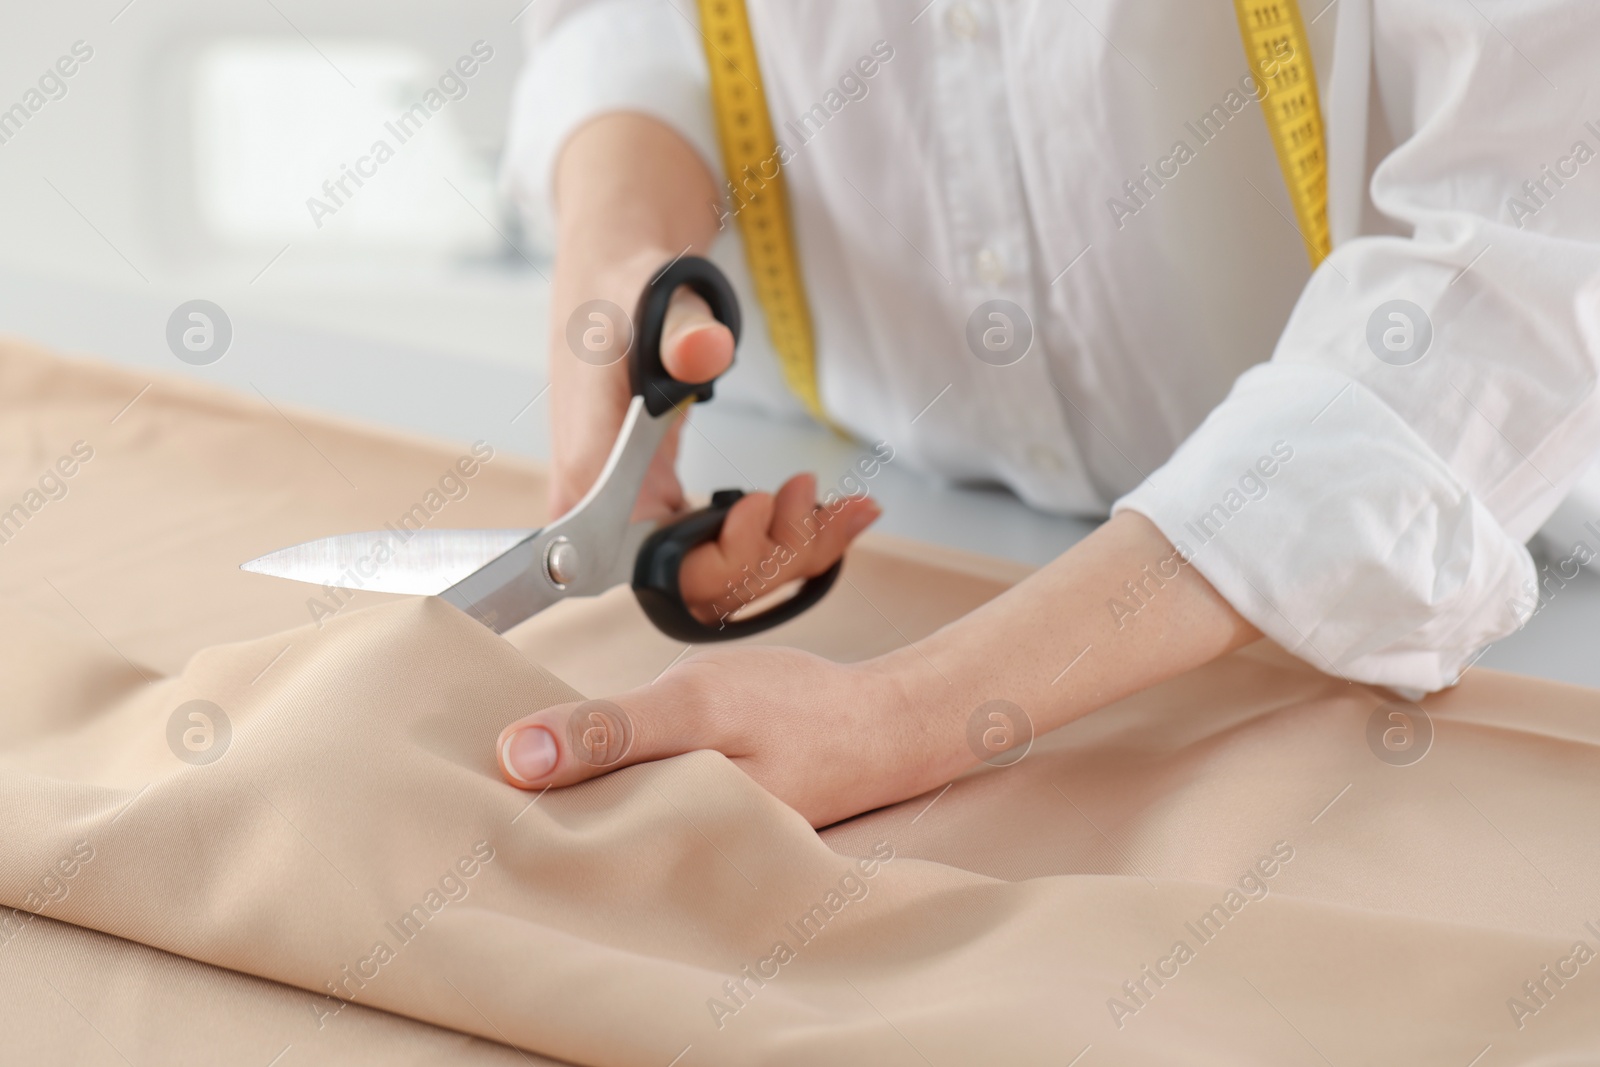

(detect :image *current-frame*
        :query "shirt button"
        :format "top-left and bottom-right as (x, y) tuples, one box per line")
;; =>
(946, 3), (979, 40)
(1027, 444), (1065, 474)
(975, 246), (1005, 286)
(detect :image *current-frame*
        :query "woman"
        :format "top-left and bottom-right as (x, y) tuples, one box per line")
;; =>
(490, 1), (1600, 826)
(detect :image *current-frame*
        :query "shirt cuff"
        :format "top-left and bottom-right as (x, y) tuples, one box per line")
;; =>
(1112, 362), (1536, 694)
(499, 0), (722, 248)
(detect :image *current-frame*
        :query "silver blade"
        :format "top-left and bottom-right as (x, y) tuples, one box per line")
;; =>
(241, 528), (537, 595)
(241, 395), (683, 633)
(437, 395), (677, 633)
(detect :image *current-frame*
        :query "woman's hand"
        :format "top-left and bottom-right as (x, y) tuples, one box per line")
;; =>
(497, 646), (954, 828)
(495, 513), (1264, 828)
(548, 113), (877, 623)
(546, 244), (726, 525)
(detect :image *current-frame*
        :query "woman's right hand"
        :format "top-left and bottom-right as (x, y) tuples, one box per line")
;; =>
(546, 247), (733, 524)
(547, 115), (879, 624)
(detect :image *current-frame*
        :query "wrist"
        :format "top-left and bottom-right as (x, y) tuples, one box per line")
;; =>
(861, 645), (984, 789)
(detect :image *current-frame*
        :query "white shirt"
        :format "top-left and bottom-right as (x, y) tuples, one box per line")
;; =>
(502, 0), (1600, 694)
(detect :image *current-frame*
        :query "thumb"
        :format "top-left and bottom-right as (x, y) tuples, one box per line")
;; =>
(659, 285), (734, 384)
(496, 683), (710, 789)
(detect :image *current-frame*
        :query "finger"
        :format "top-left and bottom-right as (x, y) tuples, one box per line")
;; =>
(769, 473), (825, 561)
(771, 473), (881, 578)
(770, 472), (818, 540)
(660, 287), (734, 384)
(676, 491), (776, 607)
(716, 490), (778, 573)
(675, 481), (883, 617)
(630, 420), (688, 522)
(806, 495), (883, 572)
(495, 678), (715, 789)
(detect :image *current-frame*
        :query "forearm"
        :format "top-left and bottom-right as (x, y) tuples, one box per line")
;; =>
(553, 112), (719, 284)
(877, 511), (1260, 775)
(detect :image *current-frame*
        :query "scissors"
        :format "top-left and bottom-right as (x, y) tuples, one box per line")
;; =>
(240, 256), (840, 641)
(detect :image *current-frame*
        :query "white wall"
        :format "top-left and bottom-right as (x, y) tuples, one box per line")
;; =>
(0, 0), (547, 369)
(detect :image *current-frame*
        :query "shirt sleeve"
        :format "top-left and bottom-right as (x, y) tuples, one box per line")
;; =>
(499, 0), (722, 248)
(1113, 1), (1600, 695)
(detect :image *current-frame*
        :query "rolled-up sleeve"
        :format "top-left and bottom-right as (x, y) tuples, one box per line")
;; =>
(500, 0), (721, 247)
(1114, 1), (1600, 693)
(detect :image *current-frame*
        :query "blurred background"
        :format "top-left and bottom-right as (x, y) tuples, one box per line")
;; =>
(0, 0), (545, 445)
(0, 0), (1099, 560)
(2, 0), (1596, 685)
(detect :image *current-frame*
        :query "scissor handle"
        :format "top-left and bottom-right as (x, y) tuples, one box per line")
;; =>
(632, 489), (842, 642)
(630, 256), (743, 418)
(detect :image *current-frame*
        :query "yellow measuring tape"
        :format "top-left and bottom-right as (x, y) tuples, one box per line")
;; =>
(696, 0), (1330, 422)
(1233, 0), (1331, 267)
(695, 0), (829, 425)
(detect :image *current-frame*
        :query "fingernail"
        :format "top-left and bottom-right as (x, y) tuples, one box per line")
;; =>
(503, 727), (557, 783)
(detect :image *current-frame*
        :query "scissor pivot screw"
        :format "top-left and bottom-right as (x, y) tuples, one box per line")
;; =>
(545, 537), (579, 586)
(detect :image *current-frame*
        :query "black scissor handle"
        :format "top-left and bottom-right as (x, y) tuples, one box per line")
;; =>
(632, 489), (843, 642)
(630, 256), (743, 418)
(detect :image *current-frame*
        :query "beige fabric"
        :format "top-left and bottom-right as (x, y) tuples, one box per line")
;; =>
(3, 913), (545, 1066)
(2, 338), (1598, 1065)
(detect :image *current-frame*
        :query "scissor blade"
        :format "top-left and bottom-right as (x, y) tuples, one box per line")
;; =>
(240, 528), (537, 595)
(437, 395), (678, 633)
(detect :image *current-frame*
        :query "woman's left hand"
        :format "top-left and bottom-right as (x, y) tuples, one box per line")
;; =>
(493, 513), (1264, 828)
(495, 645), (962, 829)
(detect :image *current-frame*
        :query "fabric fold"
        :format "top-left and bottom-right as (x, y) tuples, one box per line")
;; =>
(3, 338), (1600, 1064)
